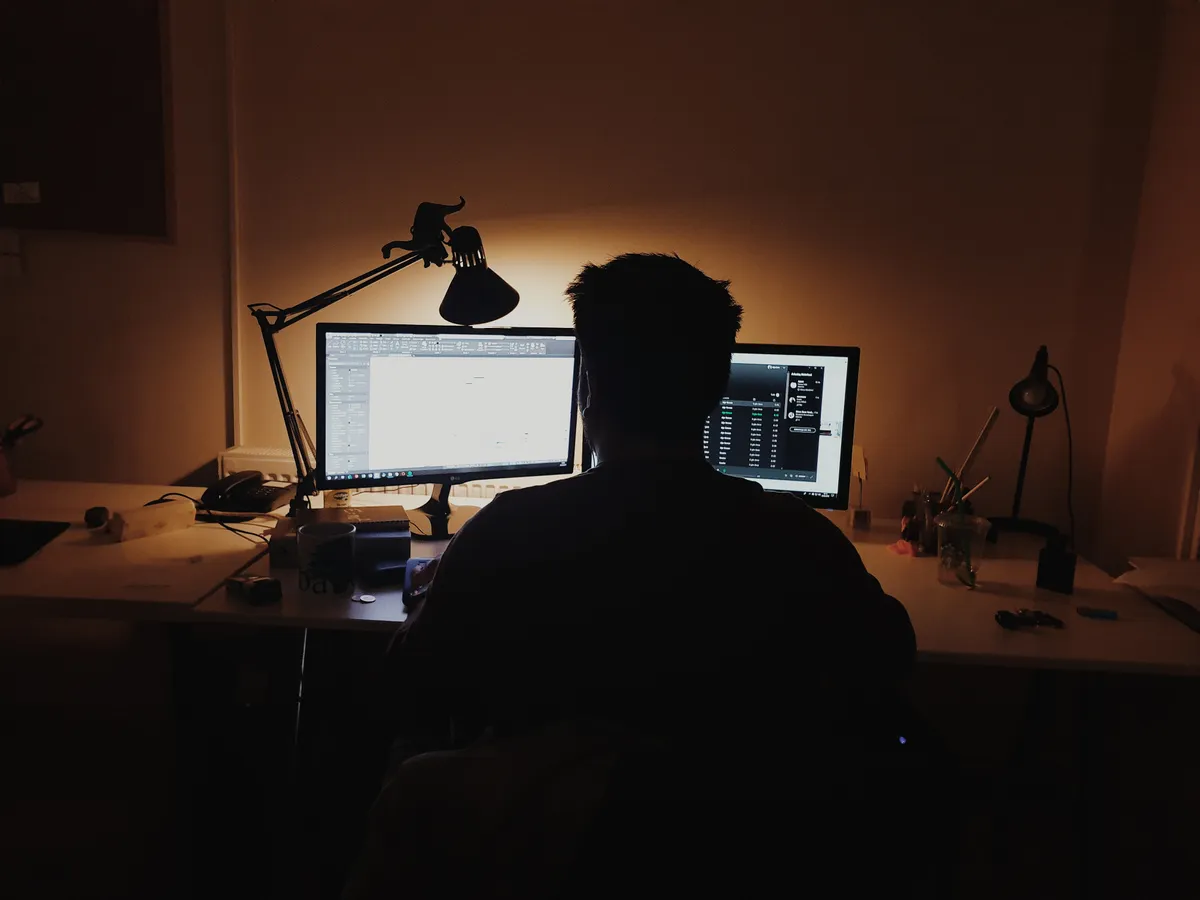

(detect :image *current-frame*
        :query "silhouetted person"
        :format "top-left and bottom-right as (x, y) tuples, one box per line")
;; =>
(351, 255), (926, 898)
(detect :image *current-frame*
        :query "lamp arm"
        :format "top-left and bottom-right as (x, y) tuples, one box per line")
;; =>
(250, 246), (433, 333)
(247, 244), (439, 514)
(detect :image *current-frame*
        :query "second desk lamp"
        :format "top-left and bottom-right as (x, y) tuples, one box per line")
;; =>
(988, 344), (1075, 551)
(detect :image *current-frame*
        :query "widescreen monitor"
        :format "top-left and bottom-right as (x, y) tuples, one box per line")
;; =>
(317, 324), (580, 493)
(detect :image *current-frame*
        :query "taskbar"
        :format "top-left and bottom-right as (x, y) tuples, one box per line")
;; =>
(326, 460), (569, 482)
(714, 464), (817, 483)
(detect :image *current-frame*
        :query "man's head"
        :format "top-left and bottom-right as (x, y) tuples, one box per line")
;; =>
(566, 253), (743, 448)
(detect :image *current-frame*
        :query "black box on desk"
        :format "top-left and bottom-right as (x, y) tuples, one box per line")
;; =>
(268, 507), (412, 570)
(356, 528), (412, 579)
(1037, 540), (1077, 595)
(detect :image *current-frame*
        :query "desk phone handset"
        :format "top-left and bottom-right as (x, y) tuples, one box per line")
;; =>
(201, 470), (296, 515)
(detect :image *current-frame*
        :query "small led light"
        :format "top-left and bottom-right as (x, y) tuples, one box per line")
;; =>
(898, 736), (907, 745)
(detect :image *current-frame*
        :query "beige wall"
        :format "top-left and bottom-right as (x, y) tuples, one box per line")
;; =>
(0, 0), (231, 485)
(230, 0), (1158, 548)
(1, 1), (1174, 560)
(1099, 5), (1200, 565)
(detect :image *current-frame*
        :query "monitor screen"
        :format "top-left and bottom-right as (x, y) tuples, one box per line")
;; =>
(317, 324), (580, 490)
(702, 344), (860, 509)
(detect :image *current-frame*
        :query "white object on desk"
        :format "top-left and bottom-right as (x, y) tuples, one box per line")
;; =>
(0, 481), (269, 618)
(847, 444), (871, 530)
(107, 497), (195, 542)
(1115, 557), (1200, 614)
(1119, 558), (1200, 591)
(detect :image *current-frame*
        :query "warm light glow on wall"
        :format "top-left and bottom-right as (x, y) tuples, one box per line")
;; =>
(233, 191), (1099, 531)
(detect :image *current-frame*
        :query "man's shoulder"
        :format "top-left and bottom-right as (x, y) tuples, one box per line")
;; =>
(455, 475), (589, 531)
(462, 470), (848, 549)
(490, 475), (590, 511)
(730, 479), (858, 549)
(731, 477), (828, 524)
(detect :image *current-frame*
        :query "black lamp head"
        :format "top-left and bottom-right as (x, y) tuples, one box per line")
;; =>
(439, 225), (520, 326)
(1009, 345), (1059, 418)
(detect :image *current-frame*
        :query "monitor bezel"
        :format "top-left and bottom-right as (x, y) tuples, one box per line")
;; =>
(721, 343), (861, 511)
(315, 323), (581, 492)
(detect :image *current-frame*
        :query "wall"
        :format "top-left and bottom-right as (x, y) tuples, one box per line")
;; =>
(0, 0), (230, 485)
(1099, 4), (1200, 565)
(229, 0), (1162, 548)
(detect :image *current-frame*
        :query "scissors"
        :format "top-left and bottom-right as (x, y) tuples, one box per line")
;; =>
(2, 414), (43, 450)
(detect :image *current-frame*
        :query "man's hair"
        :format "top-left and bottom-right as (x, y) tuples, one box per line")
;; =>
(566, 253), (743, 439)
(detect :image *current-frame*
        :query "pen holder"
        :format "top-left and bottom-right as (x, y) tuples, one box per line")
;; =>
(934, 513), (990, 588)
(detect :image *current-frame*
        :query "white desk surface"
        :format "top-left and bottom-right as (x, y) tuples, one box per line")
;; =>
(195, 511), (1200, 676)
(857, 543), (1200, 676)
(8, 483), (1199, 675)
(0, 481), (268, 619)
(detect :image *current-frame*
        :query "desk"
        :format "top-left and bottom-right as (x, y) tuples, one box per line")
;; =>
(860, 544), (1200, 676)
(7, 481), (1198, 676)
(194, 513), (1200, 676)
(0, 480), (268, 619)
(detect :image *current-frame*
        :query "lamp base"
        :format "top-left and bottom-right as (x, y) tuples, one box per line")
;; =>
(987, 516), (1059, 543)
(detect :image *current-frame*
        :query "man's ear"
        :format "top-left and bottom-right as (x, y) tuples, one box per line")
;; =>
(577, 366), (591, 415)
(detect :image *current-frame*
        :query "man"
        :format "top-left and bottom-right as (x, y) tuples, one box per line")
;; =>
(358, 254), (924, 897)
(394, 253), (914, 732)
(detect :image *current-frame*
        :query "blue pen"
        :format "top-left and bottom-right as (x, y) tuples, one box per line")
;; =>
(1076, 607), (1118, 620)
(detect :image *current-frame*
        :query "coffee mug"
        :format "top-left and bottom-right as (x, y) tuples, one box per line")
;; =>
(298, 522), (356, 597)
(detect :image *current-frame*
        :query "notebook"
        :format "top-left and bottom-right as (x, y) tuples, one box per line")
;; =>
(0, 519), (71, 566)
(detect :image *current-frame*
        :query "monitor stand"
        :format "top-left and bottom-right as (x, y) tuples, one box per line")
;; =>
(407, 482), (478, 540)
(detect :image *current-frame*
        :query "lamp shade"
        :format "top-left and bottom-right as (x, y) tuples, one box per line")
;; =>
(1008, 345), (1059, 418)
(438, 226), (519, 325)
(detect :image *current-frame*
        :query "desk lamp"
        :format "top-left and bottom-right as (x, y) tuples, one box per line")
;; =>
(249, 198), (519, 517)
(988, 345), (1068, 543)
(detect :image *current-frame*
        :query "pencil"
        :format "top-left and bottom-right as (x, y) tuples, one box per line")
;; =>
(941, 407), (1000, 503)
(960, 475), (990, 503)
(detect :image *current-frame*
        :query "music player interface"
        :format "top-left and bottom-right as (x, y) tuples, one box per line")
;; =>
(703, 351), (850, 499)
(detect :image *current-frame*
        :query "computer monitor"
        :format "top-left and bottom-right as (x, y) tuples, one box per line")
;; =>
(703, 344), (860, 510)
(317, 324), (580, 534)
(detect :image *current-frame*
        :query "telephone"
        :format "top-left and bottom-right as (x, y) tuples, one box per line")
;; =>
(201, 470), (297, 514)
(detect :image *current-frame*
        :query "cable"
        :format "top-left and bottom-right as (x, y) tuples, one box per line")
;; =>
(158, 494), (268, 542)
(1048, 365), (1075, 548)
(153, 492), (270, 545)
